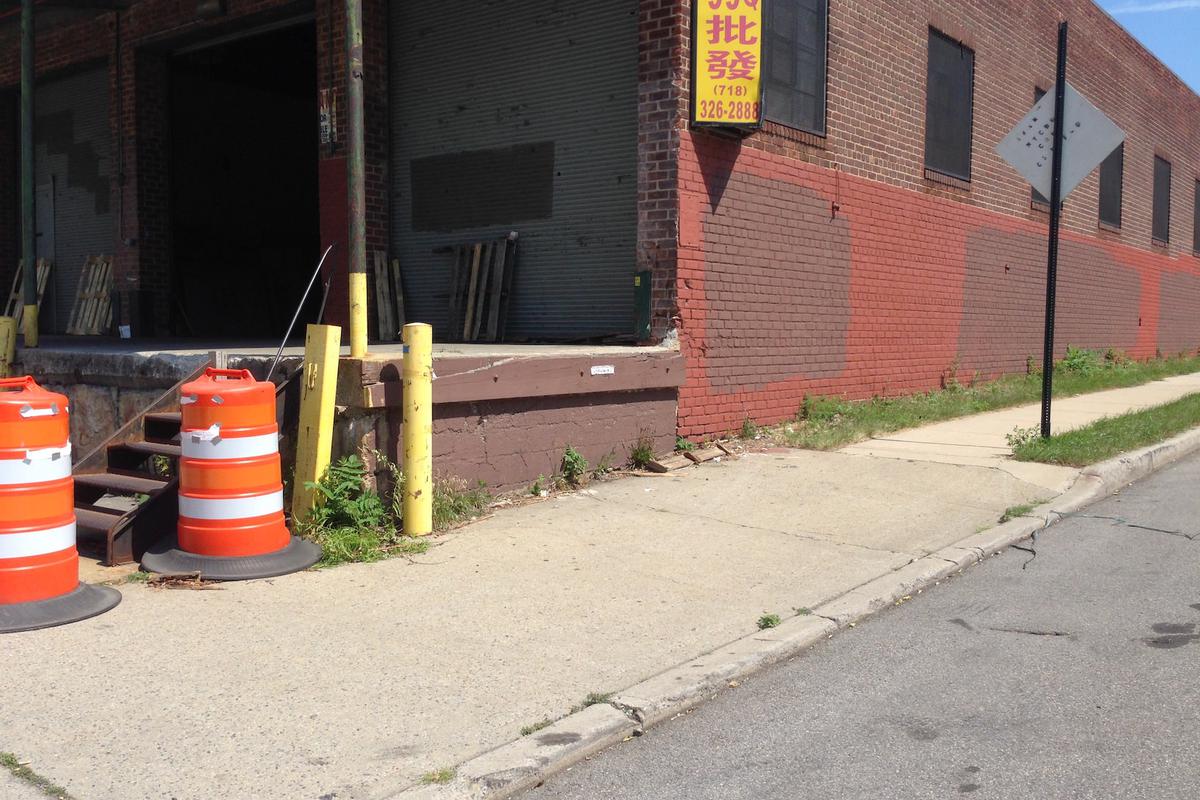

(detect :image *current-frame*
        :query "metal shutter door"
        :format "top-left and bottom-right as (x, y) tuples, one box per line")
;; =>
(389, 0), (638, 342)
(35, 67), (113, 334)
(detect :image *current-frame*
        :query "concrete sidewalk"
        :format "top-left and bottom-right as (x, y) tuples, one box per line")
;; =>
(2, 373), (1198, 800)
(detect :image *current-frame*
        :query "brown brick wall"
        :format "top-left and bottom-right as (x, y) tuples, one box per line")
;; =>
(0, 0), (390, 333)
(669, 0), (1200, 437)
(637, 0), (690, 340)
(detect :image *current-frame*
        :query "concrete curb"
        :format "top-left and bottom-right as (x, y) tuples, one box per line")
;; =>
(386, 425), (1200, 800)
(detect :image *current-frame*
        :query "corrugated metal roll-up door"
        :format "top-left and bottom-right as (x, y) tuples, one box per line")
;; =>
(35, 68), (113, 334)
(390, 0), (638, 342)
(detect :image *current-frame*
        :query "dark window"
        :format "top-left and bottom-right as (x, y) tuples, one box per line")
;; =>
(1193, 180), (1199, 253)
(1153, 156), (1171, 243)
(924, 28), (975, 181)
(1098, 143), (1123, 228)
(764, 0), (828, 135)
(1032, 88), (1048, 205)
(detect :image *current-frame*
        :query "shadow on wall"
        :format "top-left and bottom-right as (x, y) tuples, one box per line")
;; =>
(693, 132), (741, 212)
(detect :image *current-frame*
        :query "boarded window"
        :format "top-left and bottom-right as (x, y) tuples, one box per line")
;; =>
(1098, 143), (1123, 228)
(1194, 179), (1199, 253)
(1153, 155), (1171, 243)
(764, 0), (828, 135)
(924, 29), (974, 181)
(1032, 88), (1048, 205)
(410, 142), (555, 233)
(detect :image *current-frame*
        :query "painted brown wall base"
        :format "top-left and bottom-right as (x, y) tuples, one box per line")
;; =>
(335, 349), (684, 491)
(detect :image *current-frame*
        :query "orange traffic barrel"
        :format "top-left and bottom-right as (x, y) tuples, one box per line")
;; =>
(0, 376), (120, 634)
(141, 368), (320, 580)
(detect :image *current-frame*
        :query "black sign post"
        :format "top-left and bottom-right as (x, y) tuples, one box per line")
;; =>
(1040, 22), (1069, 439)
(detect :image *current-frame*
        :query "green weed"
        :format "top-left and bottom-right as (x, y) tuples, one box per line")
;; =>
(999, 502), (1043, 524)
(0, 752), (75, 800)
(1005, 425), (1039, 450)
(628, 435), (655, 470)
(757, 613), (782, 630)
(561, 445), (589, 487)
(420, 768), (455, 785)
(520, 719), (553, 737)
(570, 692), (614, 713)
(675, 436), (696, 452)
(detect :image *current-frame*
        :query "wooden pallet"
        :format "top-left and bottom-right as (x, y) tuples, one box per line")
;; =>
(66, 255), (113, 335)
(372, 251), (406, 342)
(446, 232), (518, 343)
(4, 258), (52, 328)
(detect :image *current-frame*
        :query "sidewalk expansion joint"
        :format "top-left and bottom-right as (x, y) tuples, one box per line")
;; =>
(582, 494), (916, 559)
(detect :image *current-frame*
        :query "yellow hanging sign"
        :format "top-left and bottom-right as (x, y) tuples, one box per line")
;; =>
(693, 0), (764, 127)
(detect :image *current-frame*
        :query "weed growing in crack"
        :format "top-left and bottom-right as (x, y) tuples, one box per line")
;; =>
(757, 613), (782, 630)
(420, 768), (455, 785)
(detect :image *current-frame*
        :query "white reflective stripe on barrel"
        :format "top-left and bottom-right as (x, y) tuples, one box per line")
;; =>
(0, 444), (72, 485)
(178, 489), (284, 520)
(0, 521), (76, 559)
(181, 431), (278, 460)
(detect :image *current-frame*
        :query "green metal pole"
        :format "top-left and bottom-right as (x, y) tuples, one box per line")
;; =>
(346, 0), (367, 357)
(20, 0), (38, 346)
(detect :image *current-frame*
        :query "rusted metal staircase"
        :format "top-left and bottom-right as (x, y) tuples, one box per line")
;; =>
(73, 366), (208, 566)
(71, 359), (302, 566)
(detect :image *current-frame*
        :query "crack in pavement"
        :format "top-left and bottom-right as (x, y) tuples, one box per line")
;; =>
(1051, 512), (1198, 541)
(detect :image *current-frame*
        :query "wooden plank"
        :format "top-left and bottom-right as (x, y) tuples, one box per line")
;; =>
(484, 240), (506, 342)
(390, 258), (406, 329)
(5, 259), (21, 318)
(683, 445), (724, 464)
(498, 234), (518, 340)
(373, 250), (394, 342)
(462, 243), (482, 341)
(94, 255), (112, 333)
(79, 256), (104, 335)
(66, 256), (96, 335)
(291, 323), (343, 521)
(447, 245), (464, 338)
(647, 454), (692, 473)
(471, 242), (494, 342)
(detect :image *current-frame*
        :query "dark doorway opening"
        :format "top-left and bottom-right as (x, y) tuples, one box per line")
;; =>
(169, 22), (320, 338)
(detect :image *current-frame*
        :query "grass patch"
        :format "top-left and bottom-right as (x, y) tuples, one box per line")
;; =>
(0, 752), (75, 800)
(420, 768), (455, 785)
(777, 351), (1200, 451)
(520, 719), (553, 737)
(1013, 393), (1200, 466)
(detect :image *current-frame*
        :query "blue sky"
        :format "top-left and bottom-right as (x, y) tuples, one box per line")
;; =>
(1096, 1), (1200, 92)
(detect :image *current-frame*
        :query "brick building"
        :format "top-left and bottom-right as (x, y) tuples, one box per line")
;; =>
(1, 0), (1198, 460)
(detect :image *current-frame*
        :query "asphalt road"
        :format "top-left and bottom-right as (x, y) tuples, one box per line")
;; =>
(528, 452), (1200, 800)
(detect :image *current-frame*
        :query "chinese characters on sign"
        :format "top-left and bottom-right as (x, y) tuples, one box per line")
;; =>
(693, 0), (763, 127)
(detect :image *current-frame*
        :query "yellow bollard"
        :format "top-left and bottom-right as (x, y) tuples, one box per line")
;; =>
(348, 271), (368, 358)
(0, 317), (15, 377)
(402, 323), (433, 536)
(291, 324), (342, 521)
(20, 305), (37, 349)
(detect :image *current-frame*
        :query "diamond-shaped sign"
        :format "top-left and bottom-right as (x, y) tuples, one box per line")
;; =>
(996, 83), (1125, 201)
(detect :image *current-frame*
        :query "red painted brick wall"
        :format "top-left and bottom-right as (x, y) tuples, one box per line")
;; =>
(668, 0), (1200, 438)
